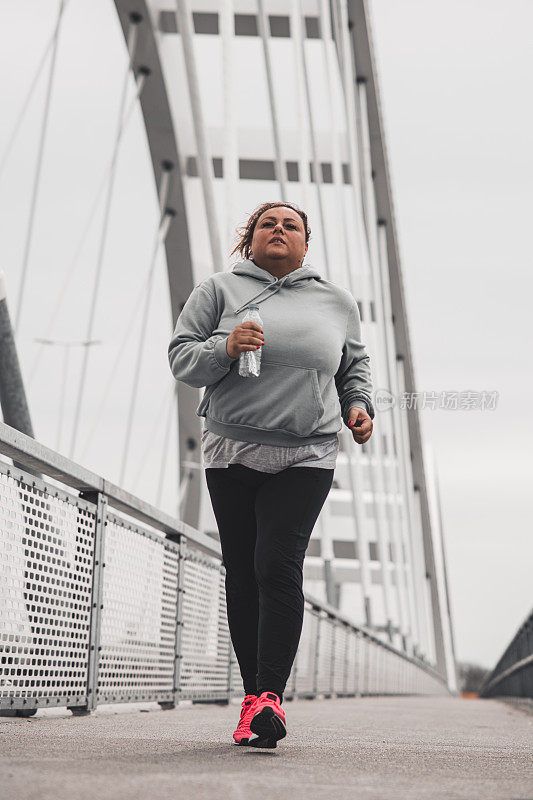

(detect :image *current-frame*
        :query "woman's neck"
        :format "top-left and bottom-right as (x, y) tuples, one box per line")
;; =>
(251, 257), (302, 280)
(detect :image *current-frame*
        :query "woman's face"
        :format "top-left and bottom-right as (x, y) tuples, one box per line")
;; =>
(250, 206), (308, 268)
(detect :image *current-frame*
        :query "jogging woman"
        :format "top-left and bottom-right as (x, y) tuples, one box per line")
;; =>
(168, 201), (374, 747)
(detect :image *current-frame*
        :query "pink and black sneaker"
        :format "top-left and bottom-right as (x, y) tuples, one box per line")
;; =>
(232, 694), (257, 745)
(249, 691), (286, 744)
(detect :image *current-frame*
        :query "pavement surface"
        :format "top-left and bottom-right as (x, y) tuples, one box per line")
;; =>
(1, 695), (532, 799)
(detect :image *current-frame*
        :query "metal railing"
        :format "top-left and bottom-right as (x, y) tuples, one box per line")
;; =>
(0, 421), (448, 714)
(479, 607), (533, 699)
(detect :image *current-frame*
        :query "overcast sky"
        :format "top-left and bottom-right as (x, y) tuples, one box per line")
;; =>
(0, 0), (531, 671)
(369, 0), (533, 669)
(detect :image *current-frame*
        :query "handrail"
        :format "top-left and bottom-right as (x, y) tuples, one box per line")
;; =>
(304, 592), (444, 684)
(0, 420), (449, 713)
(0, 420), (445, 680)
(479, 606), (533, 698)
(0, 420), (219, 557)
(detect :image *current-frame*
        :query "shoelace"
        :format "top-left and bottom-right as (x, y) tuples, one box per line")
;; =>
(235, 695), (257, 732)
(257, 692), (285, 720)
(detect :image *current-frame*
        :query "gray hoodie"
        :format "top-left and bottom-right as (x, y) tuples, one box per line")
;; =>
(168, 259), (375, 447)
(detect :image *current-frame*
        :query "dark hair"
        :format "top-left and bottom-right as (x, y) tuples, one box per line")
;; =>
(229, 201), (311, 261)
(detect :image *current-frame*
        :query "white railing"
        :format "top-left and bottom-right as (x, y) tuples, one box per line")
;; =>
(0, 421), (448, 714)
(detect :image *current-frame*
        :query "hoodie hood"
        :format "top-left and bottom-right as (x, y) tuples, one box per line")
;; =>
(231, 259), (323, 315)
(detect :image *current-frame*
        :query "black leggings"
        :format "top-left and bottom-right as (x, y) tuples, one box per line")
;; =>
(205, 463), (334, 702)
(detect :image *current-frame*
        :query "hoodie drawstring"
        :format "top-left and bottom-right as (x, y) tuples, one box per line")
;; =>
(233, 279), (287, 315)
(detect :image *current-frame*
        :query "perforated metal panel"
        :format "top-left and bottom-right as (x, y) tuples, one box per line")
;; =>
(373, 644), (381, 693)
(96, 513), (179, 703)
(377, 645), (387, 693)
(333, 623), (348, 694)
(364, 640), (373, 694)
(400, 655), (407, 694)
(368, 641), (379, 694)
(0, 466), (95, 709)
(229, 647), (243, 697)
(316, 615), (334, 694)
(345, 630), (358, 694)
(294, 607), (319, 695)
(378, 645), (386, 693)
(285, 660), (296, 699)
(393, 652), (402, 693)
(385, 649), (393, 694)
(226, 607), (322, 701)
(0, 455), (449, 711)
(360, 636), (370, 694)
(393, 652), (401, 694)
(179, 547), (231, 700)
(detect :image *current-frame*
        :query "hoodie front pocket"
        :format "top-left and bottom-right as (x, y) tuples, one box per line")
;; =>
(208, 360), (325, 438)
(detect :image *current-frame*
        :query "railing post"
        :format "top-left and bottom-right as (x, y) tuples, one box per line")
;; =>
(330, 618), (336, 696)
(69, 491), (107, 715)
(354, 631), (360, 695)
(312, 611), (322, 697)
(364, 636), (371, 696)
(343, 625), (349, 695)
(290, 648), (298, 697)
(173, 536), (187, 705)
(289, 608), (300, 698)
(226, 648), (234, 704)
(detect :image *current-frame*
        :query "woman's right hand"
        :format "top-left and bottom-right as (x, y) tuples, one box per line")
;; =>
(226, 322), (264, 359)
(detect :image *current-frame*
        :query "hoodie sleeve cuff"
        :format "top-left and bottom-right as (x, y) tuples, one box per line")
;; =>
(342, 399), (372, 426)
(213, 336), (236, 368)
(350, 400), (370, 417)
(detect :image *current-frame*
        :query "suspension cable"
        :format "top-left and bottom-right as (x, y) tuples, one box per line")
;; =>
(175, 0), (224, 272)
(256, 0), (288, 199)
(28, 67), (148, 392)
(77, 202), (174, 465)
(68, 17), (143, 460)
(128, 381), (176, 500)
(118, 206), (174, 486)
(220, 0), (239, 254)
(318, 0), (351, 284)
(130, 384), (172, 495)
(119, 162), (174, 495)
(295, 0), (331, 281)
(289, 1), (311, 213)
(333, 0), (397, 638)
(77, 249), (156, 463)
(14, 0), (68, 334)
(154, 384), (177, 509)
(0, 0), (72, 186)
(320, 0), (375, 628)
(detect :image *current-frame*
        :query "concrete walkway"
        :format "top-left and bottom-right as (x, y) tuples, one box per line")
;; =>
(1, 696), (532, 799)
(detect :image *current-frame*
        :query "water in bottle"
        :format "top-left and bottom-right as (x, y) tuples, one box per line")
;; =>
(238, 304), (263, 378)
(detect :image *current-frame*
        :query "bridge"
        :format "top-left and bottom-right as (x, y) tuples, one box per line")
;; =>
(1, 423), (532, 800)
(1, 1), (532, 797)
(2, 695), (532, 800)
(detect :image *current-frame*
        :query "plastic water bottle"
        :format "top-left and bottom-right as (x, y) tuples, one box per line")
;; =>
(238, 303), (263, 378)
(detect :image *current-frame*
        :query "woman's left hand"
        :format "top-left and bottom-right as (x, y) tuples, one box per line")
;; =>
(347, 406), (373, 444)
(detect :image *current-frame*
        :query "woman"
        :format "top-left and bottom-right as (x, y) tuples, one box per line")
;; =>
(168, 201), (374, 748)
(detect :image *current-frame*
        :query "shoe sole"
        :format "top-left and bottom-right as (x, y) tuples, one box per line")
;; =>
(248, 736), (277, 748)
(250, 706), (286, 743)
(233, 737), (250, 745)
(233, 735), (277, 749)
